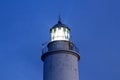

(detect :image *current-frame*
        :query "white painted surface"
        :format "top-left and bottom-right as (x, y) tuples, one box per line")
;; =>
(43, 52), (79, 80)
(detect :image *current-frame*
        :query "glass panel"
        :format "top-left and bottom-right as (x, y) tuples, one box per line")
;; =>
(51, 27), (70, 41)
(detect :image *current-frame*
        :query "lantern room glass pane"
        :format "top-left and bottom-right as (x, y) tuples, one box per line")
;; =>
(51, 27), (70, 41)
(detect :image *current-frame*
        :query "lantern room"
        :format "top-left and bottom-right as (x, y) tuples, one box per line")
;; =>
(50, 19), (70, 41)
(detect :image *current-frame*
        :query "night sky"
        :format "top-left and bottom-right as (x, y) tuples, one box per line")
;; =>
(0, 0), (120, 80)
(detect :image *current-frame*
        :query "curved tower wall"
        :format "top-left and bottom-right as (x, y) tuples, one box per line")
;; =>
(41, 41), (80, 80)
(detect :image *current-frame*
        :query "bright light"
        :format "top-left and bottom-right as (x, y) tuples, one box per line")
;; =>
(51, 27), (70, 41)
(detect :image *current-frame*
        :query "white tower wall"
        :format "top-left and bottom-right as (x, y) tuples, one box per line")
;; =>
(43, 52), (79, 80)
(41, 41), (80, 80)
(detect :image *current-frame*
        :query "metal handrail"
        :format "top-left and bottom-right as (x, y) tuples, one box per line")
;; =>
(42, 42), (80, 54)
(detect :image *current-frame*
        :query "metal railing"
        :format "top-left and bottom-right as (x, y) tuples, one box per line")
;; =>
(42, 42), (80, 54)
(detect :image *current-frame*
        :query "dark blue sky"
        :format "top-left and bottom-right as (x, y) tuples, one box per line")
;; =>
(0, 0), (120, 80)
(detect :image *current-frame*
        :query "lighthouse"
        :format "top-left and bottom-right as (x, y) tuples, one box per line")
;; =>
(41, 18), (80, 80)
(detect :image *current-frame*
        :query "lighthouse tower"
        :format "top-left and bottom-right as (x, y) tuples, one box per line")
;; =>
(41, 18), (80, 80)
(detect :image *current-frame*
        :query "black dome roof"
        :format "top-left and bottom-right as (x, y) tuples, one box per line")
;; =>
(50, 20), (70, 32)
